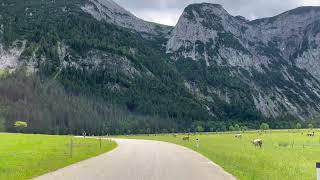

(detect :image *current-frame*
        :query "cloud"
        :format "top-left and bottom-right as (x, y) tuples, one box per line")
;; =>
(114, 0), (320, 26)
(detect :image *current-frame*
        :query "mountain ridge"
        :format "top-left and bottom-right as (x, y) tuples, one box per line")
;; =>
(166, 2), (320, 120)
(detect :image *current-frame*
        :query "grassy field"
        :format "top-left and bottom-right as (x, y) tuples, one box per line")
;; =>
(0, 133), (117, 180)
(125, 130), (320, 180)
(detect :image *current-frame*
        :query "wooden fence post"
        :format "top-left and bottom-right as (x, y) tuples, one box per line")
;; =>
(70, 139), (73, 158)
(317, 163), (320, 180)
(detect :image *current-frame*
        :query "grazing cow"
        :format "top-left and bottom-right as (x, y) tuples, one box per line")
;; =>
(307, 132), (315, 137)
(252, 139), (263, 148)
(235, 134), (242, 139)
(182, 136), (190, 142)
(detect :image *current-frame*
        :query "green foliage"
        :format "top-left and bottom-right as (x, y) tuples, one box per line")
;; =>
(260, 123), (269, 131)
(308, 123), (314, 129)
(241, 126), (248, 132)
(196, 125), (204, 132)
(14, 121), (28, 132)
(296, 123), (302, 129)
(0, 72), (178, 135)
(229, 125), (235, 131)
(234, 124), (241, 131)
(0, 69), (9, 77)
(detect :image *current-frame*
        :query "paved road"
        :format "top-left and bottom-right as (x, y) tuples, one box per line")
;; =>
(33, 139), (236, 180)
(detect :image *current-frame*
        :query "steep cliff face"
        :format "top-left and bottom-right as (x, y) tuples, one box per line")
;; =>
(167, 3), (320, 119)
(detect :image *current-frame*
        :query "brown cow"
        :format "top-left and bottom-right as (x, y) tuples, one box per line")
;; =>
(182, 136), (190, 142)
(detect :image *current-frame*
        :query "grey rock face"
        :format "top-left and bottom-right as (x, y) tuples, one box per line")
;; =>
(167, 3), (320, 119)
(81, 0), (171, 35)
(0, 41), (26, 70)
(167, 4), (320, 71)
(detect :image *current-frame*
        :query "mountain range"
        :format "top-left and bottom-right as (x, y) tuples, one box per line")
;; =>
(1, 0), (320, 134)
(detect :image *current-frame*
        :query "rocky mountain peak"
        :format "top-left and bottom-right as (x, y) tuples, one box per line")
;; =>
(166, 3), (245, 64)
(184, 3), (225, 14)
(182, 3), (229, 29)
(81, 0), (171, 35)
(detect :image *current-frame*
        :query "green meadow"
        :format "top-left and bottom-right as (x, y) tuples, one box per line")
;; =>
(0, 133), (116, 180)
(127, 130), (320, 180)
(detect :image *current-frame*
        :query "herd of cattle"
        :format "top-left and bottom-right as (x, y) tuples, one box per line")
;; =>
(177, 131), (317, 148)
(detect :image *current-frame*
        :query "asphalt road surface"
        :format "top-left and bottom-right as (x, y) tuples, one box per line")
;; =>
(33, 139), (236, 180)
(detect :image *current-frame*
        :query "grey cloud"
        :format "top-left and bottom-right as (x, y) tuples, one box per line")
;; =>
(114, 0), (320, 25)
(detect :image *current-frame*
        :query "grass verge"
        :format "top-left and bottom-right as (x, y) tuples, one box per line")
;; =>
(0, 133), (117, 180)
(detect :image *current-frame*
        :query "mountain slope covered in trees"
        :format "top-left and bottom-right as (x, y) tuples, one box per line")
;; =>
(0, 0), (320, 134)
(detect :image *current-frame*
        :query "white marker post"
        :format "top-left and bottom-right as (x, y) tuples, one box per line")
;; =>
(196, 138), (199, 148)
(317, 162), (320, 180)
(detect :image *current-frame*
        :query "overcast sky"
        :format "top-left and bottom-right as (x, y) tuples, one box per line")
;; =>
(113, 0), (320, 26)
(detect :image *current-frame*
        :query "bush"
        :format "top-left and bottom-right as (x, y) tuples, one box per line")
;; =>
(296, 123), (302, 129)
(234, 124), (241, 131)
(196, 125), (204, 133)
(260, 123), (270, 131)
(14, 121), (28, 132)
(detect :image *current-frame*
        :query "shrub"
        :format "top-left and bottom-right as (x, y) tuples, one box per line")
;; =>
(196, 126), (204, 133)
(260, 123), (270, 131)
(14, 121), (28, 133)
(296, 123), (302, 129)
(234, 124), (241, 131)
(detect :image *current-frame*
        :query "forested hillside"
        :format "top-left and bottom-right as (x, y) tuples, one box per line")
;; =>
(0, 0), (320, 134)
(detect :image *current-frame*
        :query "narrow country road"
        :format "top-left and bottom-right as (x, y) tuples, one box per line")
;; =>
(33, 139), (236, 180)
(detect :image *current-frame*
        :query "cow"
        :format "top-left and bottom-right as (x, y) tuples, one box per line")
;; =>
(252, 139), (263, 148)
(307, 132), (315, 137)
(235, 134), (242, 139)
(182, 136), (190, 142)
